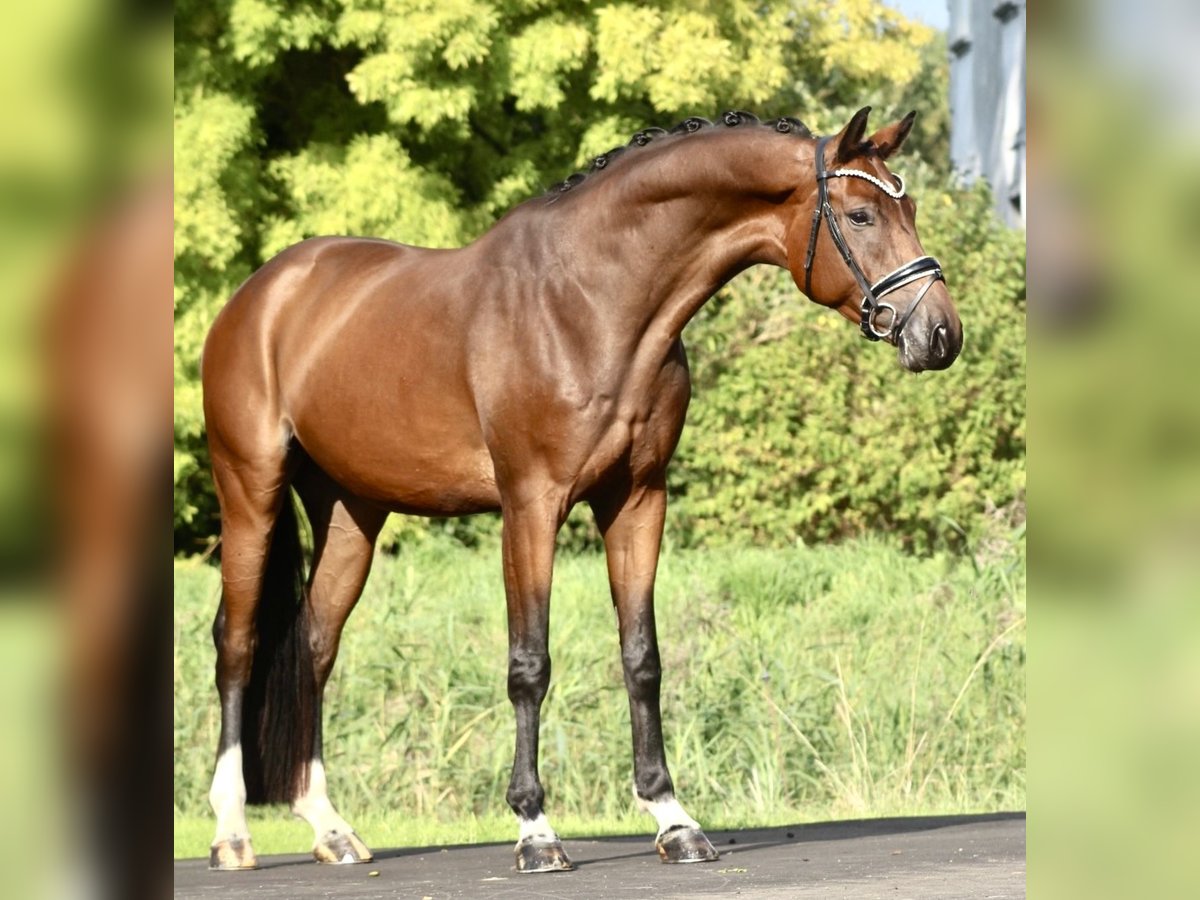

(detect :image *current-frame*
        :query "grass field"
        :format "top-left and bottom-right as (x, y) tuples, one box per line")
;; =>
(174, 533), (1024, 859)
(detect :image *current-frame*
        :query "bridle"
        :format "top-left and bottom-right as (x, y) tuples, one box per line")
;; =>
(802, 135), (945, 342)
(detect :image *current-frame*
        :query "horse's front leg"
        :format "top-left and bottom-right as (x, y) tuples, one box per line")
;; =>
(501, 498), (573, 872)
(593, 478), (720, 864)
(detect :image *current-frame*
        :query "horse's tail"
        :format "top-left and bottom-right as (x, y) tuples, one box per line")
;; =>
(241, 492), (317, 804)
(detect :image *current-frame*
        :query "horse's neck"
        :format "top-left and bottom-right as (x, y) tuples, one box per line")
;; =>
(548, 131), (811, 341)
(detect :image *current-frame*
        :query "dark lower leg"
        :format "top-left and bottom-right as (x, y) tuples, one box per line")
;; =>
(596, 480), (717, 862)
(619, 604), (675, 805)
(618, 606), (714, 861)
(506, 643), (550, 822)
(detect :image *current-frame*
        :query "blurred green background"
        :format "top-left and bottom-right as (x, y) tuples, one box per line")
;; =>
(1028, 3), (1200, 898)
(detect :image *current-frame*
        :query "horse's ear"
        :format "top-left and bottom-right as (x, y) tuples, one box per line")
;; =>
(870, 111), (917, 160)
(835, 107), (873, 162)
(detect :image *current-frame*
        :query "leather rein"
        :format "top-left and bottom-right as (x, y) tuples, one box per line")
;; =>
(802, 135), (945, 343)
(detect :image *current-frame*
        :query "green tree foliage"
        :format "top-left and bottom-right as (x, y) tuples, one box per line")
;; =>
(174, 0), (1021, 555)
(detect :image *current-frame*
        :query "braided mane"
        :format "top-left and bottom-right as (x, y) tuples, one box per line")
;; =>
(545, 110), (813, 198)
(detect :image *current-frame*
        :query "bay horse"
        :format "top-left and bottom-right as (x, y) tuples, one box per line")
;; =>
(201, 107), (963, 873)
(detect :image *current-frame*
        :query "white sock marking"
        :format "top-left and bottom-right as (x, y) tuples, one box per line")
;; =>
(291, 760), (356, 842)
(518, 812), (559, 843)
(209, 744), (250, 844)
(637, 794), (700, 838)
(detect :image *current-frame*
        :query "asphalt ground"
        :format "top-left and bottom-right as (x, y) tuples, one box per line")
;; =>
(174, 812), (1025, 899)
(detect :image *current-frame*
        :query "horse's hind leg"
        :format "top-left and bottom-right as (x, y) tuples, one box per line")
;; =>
(592, 477), (719, 864)
(291, 466), (387, 864)
(207, 435), (294, 871)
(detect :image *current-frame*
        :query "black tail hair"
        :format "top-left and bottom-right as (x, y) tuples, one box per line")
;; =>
(241, 492), (317, 804)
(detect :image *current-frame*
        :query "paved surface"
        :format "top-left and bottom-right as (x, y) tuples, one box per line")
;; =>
(175, 812), (1025, 899)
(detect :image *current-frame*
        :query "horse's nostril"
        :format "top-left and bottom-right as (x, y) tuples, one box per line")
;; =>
(931, 324), (947, 359)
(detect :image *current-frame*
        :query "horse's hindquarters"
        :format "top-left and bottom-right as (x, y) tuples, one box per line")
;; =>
(207, 236), (501, 515)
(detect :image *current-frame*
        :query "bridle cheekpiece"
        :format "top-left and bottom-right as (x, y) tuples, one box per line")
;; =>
(802, 135), (945, 342)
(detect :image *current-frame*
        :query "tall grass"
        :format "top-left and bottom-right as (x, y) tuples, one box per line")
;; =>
(174, 535), (1024, 856)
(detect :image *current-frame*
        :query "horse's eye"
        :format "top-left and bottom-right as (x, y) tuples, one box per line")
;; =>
(847, 209), (873, 227)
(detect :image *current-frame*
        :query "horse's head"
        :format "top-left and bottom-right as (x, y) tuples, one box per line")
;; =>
(787, 107), (963, 372)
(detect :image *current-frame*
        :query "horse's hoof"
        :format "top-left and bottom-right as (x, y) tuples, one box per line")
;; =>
(208, 837), (258, 870)
(313, 830), (374, 864)
(515, 836), (574, 873)
(656, 826), (720, 863)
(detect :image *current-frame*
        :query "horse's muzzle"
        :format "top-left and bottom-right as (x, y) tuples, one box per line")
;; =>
(897, 317), (963, 372)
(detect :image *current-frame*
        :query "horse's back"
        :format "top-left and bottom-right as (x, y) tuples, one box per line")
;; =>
(204, 235), (415, 371)
(203, 236), (501, 513)
(206, 235), (431, 355)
